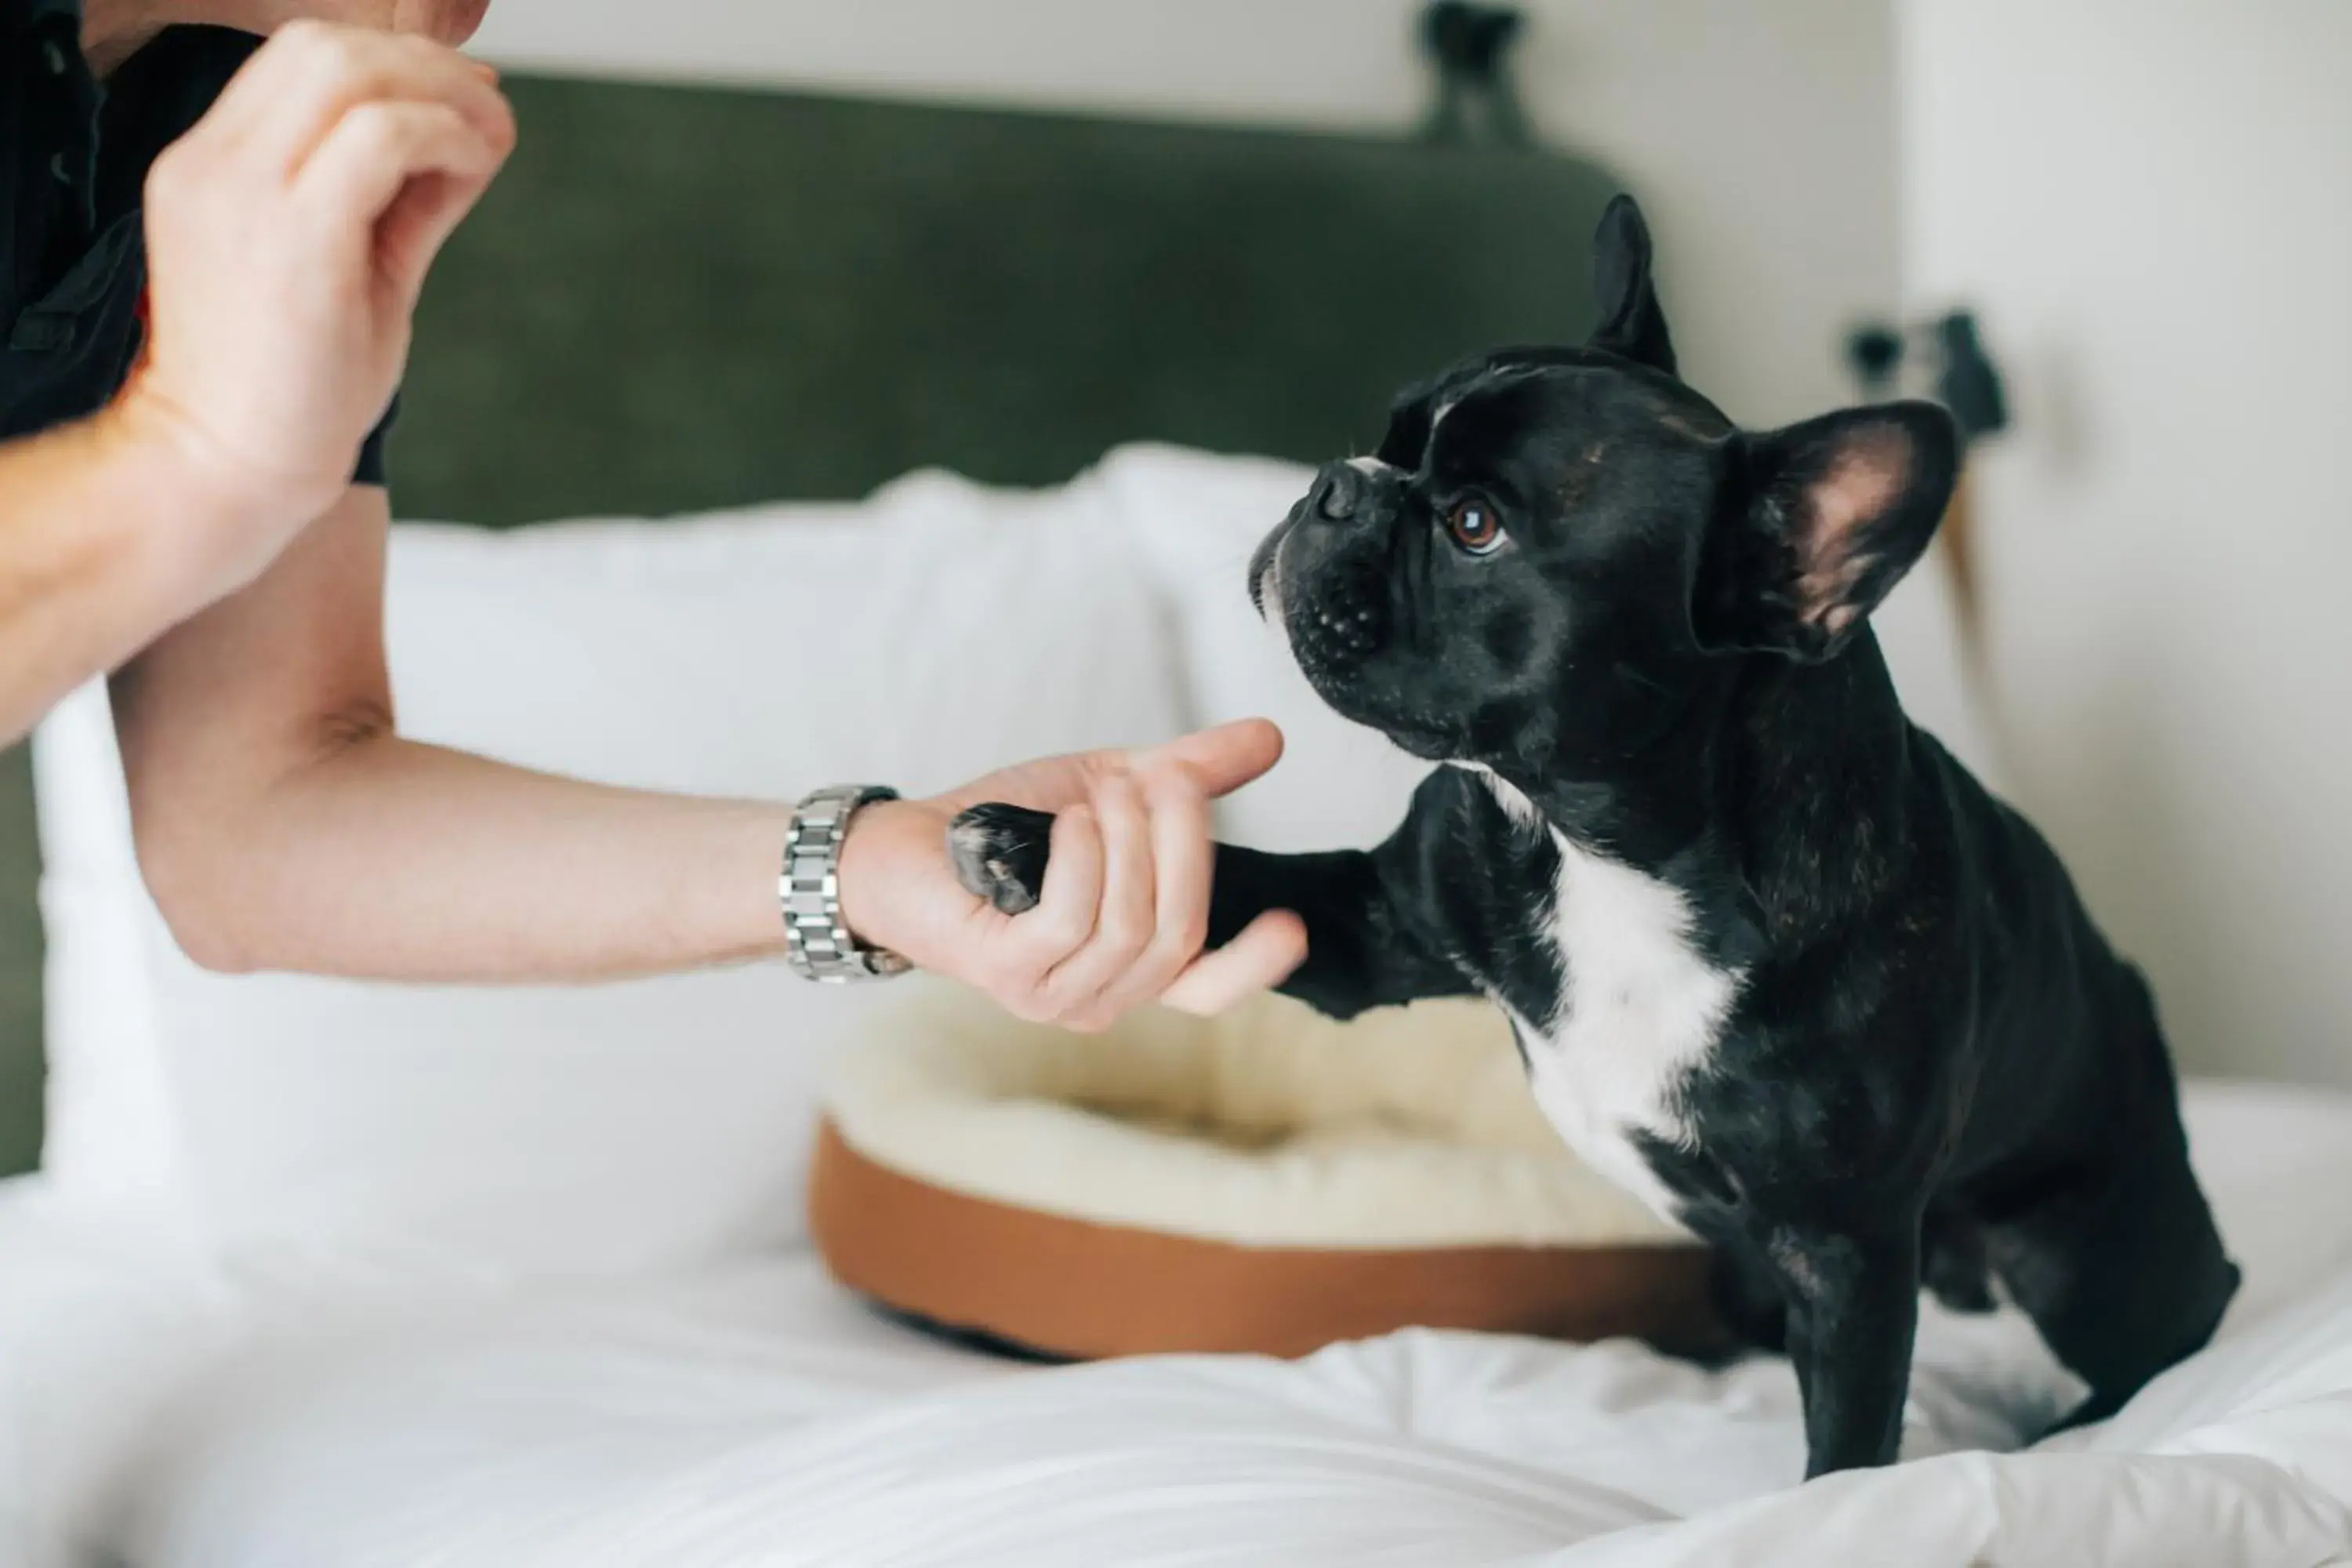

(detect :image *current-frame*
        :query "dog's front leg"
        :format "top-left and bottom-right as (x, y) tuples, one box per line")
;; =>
(1768, 1221), (1923, 1478)
(947, 804), (1470, 1021)
(1196, 840), (1473, 1019)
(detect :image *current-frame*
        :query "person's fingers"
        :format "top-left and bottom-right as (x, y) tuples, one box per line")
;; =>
(296, 101), (506, 273)
(942, 717), (1282, 822)
(231, 22), (513, 176)
(374, 171), (459, 308)
(369, 68), (513, 301)
(990, 803), (1102, 1018)
(372, 152), (503, 309)
(1141, 717), (1284, 800)
(1036, 772), (1156, 1025)
(1157, 909), (1308, 1015)
(1080, 758), (1213, 1024)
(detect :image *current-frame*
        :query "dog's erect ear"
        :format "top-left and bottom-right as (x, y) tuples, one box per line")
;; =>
(1693, 401), (1959, 663)
(1375, 376), (1445, 467)
(1588, 194), (1676, 376)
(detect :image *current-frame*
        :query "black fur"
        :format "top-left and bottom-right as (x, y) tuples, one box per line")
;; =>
(953, 194), (2238, 1480)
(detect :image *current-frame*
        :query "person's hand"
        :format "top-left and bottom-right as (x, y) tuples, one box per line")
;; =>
(837, 720), (1309, 1033)
(111, 21), (515, 589)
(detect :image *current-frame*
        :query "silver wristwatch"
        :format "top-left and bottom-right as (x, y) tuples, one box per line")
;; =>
(780, 785), (913, 983)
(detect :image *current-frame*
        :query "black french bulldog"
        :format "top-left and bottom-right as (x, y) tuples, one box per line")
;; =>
(949, 195), (2239, 1479)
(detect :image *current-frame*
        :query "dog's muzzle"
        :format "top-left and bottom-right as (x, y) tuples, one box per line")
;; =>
(1255, 459), (1398, 667)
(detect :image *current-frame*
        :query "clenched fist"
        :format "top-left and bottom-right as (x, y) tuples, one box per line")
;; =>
(113, 20), (514, 589)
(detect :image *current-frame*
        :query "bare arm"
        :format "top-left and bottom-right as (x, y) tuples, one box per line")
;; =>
(0, 413), (253, 746)
(62, 22), (1304, 1025)
(110, 483), (794, 979)
(114, 484), (1306, 1018)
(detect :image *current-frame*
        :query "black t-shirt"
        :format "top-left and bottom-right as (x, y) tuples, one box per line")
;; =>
(0, 0), (394, 484)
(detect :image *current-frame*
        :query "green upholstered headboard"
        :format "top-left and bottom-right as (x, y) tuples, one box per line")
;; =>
(0, 73), (1625, 1174)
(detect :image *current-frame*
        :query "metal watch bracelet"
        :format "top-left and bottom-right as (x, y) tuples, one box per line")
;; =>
(780, 785), (913, 982)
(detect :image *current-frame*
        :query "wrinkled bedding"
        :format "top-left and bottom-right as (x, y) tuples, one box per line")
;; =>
(5, 1082), (2351, 1568)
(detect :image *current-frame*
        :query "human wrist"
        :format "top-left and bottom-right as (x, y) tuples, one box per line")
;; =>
(97, 389), (327, 595)
(833, 795), (944, 956)
(28, 405), (246, 628)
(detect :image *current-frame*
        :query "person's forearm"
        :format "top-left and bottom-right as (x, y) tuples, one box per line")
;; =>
(145, 730), (795, 981)
(107, 478), (811, 984)
(109, 477), (1303, 1014)
(0, 414), (248, 746)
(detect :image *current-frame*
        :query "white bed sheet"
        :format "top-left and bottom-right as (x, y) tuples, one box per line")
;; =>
(6, 1081), (2352, 1568)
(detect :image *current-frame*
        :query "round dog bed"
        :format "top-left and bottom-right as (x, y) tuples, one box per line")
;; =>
(810, 986), (1722, 1359)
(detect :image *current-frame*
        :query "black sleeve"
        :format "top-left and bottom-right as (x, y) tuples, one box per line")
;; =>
(352, 391), (399, 489)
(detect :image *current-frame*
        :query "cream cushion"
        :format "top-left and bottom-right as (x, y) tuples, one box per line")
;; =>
(827, 987), (1686, 1250)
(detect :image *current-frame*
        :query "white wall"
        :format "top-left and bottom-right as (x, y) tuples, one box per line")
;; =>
(469, 0), (1898, 427)
(1900, 0), (2352, 1083)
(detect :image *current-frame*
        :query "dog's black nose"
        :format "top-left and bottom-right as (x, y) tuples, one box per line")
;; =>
(1307, 461), (1363, 522)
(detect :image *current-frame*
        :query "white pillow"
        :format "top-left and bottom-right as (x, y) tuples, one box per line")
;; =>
(1103, 442), (2011, 855)
(35, 466), (1191, 1284)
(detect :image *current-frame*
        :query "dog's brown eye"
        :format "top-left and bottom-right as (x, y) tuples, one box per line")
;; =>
(1445, 499), (1505, 556)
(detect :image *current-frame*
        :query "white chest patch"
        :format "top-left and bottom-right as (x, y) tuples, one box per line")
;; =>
(1508, 823), (1741, 1223)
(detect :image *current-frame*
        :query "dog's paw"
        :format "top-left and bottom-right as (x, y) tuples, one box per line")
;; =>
(947, 804), (1056, 916)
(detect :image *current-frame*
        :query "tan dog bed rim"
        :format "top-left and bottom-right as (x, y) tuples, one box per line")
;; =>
(811, 1118), (1724, 1359)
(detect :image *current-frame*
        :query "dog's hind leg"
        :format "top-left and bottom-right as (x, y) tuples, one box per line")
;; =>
(1990, 973), (2240, 1434)
(1987, 1137), (2239, 1435)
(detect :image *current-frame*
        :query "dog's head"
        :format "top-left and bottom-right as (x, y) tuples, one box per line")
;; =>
(1252, 195), (1960, 777)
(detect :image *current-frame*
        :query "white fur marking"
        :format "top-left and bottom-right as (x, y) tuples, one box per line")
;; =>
(1345, 456), (1394, 477)
(1517, 832), (1740, 1222)
(1454, 761), (1543, 832)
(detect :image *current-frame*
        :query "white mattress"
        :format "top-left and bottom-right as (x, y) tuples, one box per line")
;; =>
(9, 1081), (2352, 1568)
